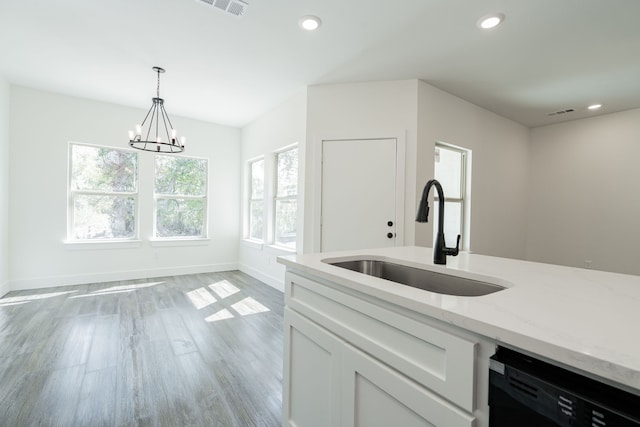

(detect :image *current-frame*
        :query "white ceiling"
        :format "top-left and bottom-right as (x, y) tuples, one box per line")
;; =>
(1, 0), (639, 128)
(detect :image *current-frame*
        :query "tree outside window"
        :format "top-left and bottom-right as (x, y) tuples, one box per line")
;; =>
(69, 143), (138, 240)
(248, 158), (265, 241)
(155, 155), (208, 238)
(274, 147), (298, 249)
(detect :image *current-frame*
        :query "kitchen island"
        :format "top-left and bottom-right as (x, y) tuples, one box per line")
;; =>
(279, 246), (640, 426)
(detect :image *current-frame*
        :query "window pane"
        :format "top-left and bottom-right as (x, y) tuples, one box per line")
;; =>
(249, 200), (263, 240)
(156, 198), (205, 237)
(250, 159), (264, 199)
(434, 147), (462, 199)
(71, 145), (137, 192)
(73, 195), (135, 239)
(275, 199), (297, 249)
(277, 148), (298, 197)
(433, 201), (462, 248)
(155, 156), (207, 196)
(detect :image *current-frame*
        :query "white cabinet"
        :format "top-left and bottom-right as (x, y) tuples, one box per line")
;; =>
(283, 308), (343, 427)
(283, 271), (492, 427)
(342, 343), (474, 427)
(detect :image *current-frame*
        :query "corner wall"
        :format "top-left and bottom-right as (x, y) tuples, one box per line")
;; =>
(304, 79), (420, 253)
(417, 82), (530, 259)
(9, 86), (241, 290)
(239, 91), (307, 291)
(527, 108), (640, 275)
(0, 76), (9, 297)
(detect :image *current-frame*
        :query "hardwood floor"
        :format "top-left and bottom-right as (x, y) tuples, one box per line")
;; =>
(0, 271), (284, 427)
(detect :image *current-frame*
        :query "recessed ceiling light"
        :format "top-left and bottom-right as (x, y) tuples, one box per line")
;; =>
(299, 15), (322, 31)
(588, 104), (602, 110)
(478, 13), (505, 30)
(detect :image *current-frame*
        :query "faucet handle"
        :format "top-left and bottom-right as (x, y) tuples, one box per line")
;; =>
(443, 234), (461, 256)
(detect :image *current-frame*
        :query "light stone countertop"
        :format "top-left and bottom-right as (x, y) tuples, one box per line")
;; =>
(279, 246), (640, 394)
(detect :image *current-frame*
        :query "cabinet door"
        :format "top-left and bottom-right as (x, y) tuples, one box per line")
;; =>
(283, 308), (343, 427)
(341, 344), (475, 427)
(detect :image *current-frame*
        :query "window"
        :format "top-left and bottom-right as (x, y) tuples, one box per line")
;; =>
(274, 147), (298, 249)
(248, 158), (265, 241)
(155, 155), (208, 238)
(434, 143), (469, 249)
(69, 143), (138, 240)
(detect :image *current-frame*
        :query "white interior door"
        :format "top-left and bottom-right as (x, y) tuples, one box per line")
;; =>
(321, 138), (398, 252)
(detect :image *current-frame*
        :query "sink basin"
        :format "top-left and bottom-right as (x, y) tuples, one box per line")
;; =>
(324, 258), (505, 297)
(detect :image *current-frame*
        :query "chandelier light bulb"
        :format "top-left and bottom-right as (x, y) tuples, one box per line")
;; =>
(128, 130), (134, 140)
(135, 124), (142, 134)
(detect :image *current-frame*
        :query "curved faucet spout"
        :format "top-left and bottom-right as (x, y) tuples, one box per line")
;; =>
(416, 179), (460, 265)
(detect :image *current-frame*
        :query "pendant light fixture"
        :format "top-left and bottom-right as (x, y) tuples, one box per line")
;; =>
(128, 66), (185, 153)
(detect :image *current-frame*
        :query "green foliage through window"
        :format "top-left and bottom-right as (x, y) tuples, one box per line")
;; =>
(69, 144), (138, 240)
(155, 155), (208, 238)
(274, 147), (298, 249)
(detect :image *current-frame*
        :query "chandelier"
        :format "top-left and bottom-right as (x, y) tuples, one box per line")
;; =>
(128, 66), (185, 153)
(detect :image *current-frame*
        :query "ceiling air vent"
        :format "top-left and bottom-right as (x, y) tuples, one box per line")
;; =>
(196, 0), (248, 16)
(547, 108), (575, 117)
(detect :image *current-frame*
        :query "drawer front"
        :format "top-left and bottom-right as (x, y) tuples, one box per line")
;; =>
(286, 271), (477, 412)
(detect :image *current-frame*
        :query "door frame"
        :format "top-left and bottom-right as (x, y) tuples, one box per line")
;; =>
(311, 130), (406, 253)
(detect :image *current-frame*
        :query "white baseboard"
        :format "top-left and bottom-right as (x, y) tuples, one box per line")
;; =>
(239, 263), (285, 292)
(0, 279), (9, 298)
(8, 263), (239, 292)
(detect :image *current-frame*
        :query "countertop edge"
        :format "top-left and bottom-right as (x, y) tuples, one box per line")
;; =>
(278, 247), (640, 393)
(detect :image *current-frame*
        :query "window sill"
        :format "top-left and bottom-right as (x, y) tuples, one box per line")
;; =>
(265, 244), (296, 255)
(64, 240), (142, 250)
(150, 238), (210, 247)
(241, 239), (264, 250)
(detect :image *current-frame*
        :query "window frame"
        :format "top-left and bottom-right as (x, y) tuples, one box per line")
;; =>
(67, 142), (139, 242)
(434, 142), (469, 250)
(247, 156), (265, 242)
(272, 144), (299, 250)
(153, 154), (209, 240)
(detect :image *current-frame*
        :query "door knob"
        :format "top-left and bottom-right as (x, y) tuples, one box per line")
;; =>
(387, 221), (394, 227)
(387, 232), (394, 239)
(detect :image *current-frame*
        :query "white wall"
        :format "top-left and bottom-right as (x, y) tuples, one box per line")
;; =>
(303, 79), (530, 259)
(239, 91), (307, 291)
(304, 80), (420, 253)
(0, 76), (9, 297)
(527, 108), (640, 275)
(417, 82), (530, 259)
(9, 86), (241, 290)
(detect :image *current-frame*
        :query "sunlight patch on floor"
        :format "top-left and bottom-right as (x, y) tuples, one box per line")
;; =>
(204, 308), (234, 322)
(70, 281), (165, 298)
(0, 290), (78, 307)
(231, 297), (270, 316)
(186, 287), (218, 310)
(208, 280), (240, 299)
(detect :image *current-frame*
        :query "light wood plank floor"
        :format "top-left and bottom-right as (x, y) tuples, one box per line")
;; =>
(0, 271), (284, 427)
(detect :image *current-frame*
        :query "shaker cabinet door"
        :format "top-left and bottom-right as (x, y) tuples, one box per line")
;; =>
(283, 308), (343, 427)
(341, 343), (475, 427)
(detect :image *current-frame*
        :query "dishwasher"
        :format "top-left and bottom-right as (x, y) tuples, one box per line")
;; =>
(488, 346), (640, 426)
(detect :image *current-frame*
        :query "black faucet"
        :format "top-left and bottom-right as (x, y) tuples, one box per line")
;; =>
(416, 179), (461, 265)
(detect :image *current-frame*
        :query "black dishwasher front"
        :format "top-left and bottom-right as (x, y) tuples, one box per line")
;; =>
(488, 346), (640, 426)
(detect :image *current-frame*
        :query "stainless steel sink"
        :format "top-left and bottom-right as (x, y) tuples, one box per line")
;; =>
(324, 258), (505, 297)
